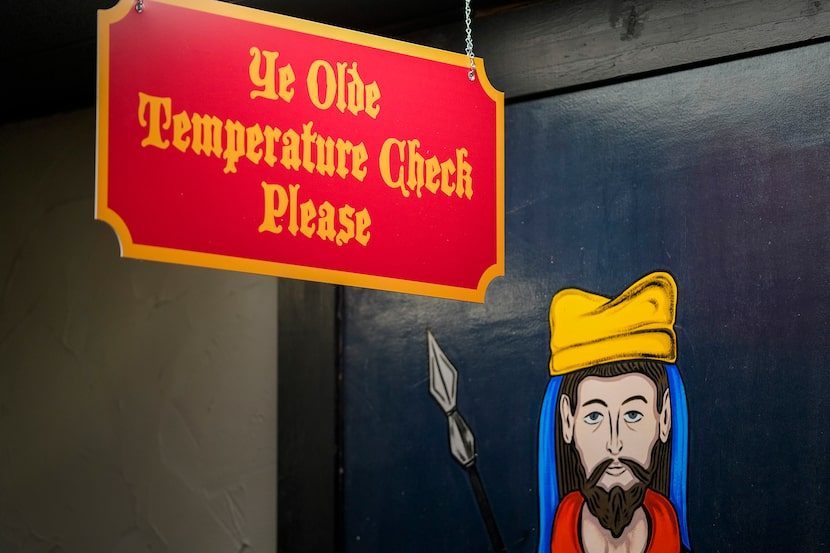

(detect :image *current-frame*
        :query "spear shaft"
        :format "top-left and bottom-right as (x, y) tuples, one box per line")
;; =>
(428, 330), (507, 552)
(467, 462), (507, 553)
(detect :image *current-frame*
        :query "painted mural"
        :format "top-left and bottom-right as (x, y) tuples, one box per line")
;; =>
(341, 40), (830, 553)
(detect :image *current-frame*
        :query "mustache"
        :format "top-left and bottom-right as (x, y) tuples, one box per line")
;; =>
(585, 457), (651, 486)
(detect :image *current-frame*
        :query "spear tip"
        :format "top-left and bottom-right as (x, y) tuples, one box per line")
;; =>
(427, 329), (458, 413)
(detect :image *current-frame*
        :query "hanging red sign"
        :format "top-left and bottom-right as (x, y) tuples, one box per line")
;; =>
(96, 0), (504, 302)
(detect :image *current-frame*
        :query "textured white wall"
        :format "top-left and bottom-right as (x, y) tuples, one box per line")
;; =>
(0, 109), (277, 552)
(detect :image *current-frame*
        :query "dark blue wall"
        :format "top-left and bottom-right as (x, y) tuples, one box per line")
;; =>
(342, 40), (830, 552)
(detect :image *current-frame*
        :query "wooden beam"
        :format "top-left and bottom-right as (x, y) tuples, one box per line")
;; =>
(398, 0), (830, 99)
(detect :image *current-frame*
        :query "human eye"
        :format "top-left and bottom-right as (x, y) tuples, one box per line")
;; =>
(623, 411), (643, 423)
(583, 411), (603, 425)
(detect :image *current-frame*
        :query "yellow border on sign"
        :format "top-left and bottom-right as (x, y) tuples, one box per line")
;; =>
(96, 0), (505, 303)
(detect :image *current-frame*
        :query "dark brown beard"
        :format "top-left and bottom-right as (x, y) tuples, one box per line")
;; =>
(579, 457), (655, 538)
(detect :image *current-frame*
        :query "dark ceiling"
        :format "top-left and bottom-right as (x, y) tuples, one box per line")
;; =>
(1, 0), (512, 125)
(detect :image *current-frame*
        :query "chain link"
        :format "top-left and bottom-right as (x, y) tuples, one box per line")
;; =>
(465, 0), (476, 81)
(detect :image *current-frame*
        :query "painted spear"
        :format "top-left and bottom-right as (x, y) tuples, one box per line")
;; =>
(427, 329), (506, 553)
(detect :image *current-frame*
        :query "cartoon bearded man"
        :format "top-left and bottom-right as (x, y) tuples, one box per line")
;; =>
(537, 272), (692, 552)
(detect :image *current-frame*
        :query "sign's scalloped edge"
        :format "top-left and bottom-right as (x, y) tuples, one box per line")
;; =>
(98, 0), (134, 27)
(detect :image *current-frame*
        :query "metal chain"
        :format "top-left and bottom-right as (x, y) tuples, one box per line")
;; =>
(465, 0), (476, 81)
(135, 0), (144, 13)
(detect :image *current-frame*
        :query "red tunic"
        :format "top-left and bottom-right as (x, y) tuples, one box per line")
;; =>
(550, 489), (680, 553)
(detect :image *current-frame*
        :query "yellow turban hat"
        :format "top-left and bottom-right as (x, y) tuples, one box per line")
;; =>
(548, 271), (677, 376)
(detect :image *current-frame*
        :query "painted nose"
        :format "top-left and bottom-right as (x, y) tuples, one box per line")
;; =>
(607, 420), (623, 455)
